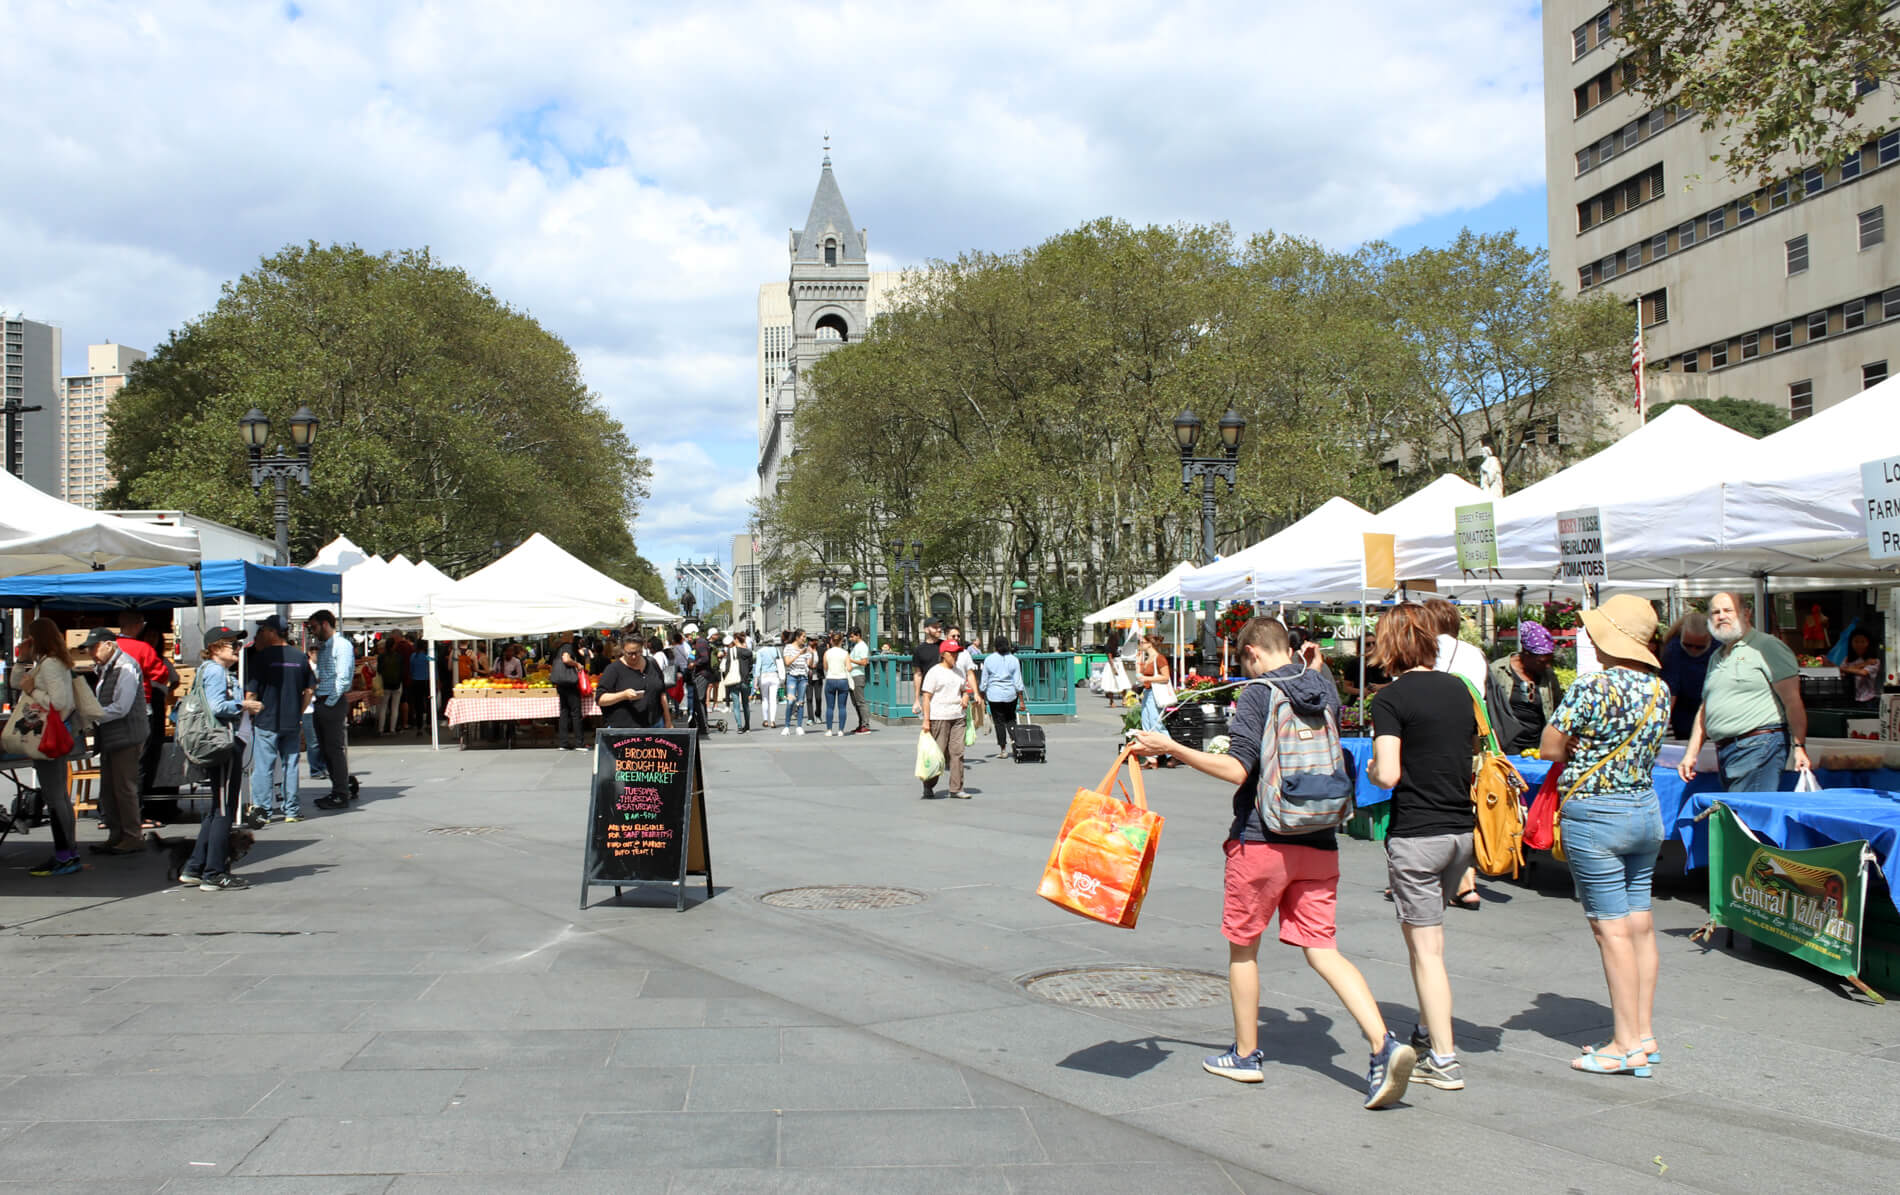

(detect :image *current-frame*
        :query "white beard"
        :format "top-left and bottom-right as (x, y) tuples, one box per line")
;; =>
(1711, 623), (1744, 645)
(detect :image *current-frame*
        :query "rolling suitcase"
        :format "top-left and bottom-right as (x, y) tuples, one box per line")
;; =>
(1008, 705), (1047, 763)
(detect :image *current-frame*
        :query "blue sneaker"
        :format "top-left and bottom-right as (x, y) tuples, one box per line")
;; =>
(1365, 1033), (1417, 1109)
(1203, 1045), (1266, 1083)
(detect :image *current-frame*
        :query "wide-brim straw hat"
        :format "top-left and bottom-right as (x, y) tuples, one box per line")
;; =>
(1580, 594), (1659, 668)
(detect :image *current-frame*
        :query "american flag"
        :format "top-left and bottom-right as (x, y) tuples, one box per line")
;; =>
(1632, 305), (1646, 417)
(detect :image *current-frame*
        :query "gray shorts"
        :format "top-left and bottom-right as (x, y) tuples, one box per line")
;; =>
(1385, 833), (1476, 927)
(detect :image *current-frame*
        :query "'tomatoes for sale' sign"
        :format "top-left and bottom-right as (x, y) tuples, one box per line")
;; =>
(1557, 506), (1607, 582)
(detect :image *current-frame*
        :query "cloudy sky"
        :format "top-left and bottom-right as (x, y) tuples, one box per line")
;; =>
(5, 1), (1550, 579)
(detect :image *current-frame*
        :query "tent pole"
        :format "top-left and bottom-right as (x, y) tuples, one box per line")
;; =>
(192, 563), (205, 639)
(429, 640), (440, 752)
(1359, 589), (1368, 726)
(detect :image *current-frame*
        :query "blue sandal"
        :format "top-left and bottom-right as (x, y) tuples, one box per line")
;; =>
(1572, 1048), (1651, 1077)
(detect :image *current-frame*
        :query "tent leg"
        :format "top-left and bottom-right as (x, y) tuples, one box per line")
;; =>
(430, 642), (440, 752)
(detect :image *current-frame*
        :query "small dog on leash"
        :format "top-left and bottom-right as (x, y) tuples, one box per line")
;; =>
(146, 828), (255, 882)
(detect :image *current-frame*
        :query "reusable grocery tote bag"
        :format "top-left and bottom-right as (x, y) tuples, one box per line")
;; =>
(1037, 746), (1164, 928)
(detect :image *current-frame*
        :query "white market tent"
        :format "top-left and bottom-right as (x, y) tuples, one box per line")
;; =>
(1178, 496), (1375, 602)
(308, 534), (371, 573)
(1245, 474), (1486, 604)
(1394, 405), (1756, 583)
(1082, 562), (1197, 624)
(423, 533), (675, 640)
(0, 469), (202, 577)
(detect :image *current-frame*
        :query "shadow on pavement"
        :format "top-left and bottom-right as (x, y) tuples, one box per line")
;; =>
(1498, 991), (1614, 1044)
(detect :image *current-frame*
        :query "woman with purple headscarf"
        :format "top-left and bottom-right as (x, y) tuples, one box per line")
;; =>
(1485, 620), (1565, 755)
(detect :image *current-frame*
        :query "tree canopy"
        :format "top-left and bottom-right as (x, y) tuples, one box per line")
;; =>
(1648, 396), (1792, 437)
(105, 243), (664, 596)
(1616, 0), (1900, 180)
(759, 219), (1628, 635)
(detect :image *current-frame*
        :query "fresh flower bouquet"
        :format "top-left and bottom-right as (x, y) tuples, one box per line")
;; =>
(1215, 602), (1255, 641)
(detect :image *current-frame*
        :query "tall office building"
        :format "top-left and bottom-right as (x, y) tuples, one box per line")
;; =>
(2, 313), (64, 497)
(1545, 4), (1900, 419)
(61, 342), (146, 508)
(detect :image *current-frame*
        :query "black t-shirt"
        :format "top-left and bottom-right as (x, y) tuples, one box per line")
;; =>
(690, 638), (714, 678)
(1370, 671), (1478, 838)
(912, 641), (942, 678)
(1503, 674), (1546, 753)
(599, 658), (667, 727)
(245, 644), (315, 734)
(1225, 668), (1339, 850)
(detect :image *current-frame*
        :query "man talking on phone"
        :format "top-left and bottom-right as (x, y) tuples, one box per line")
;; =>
(597, 634), (672, 730)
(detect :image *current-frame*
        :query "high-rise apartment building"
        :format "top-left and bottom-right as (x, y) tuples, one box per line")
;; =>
(61, 342), (146, 508)
(1544, 3), (1900, 419)
(2, 313), (64, 497)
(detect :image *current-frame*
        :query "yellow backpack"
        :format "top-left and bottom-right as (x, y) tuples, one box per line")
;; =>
(1464, 682), (1529, 878)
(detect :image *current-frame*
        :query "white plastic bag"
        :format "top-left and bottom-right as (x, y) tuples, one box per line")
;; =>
(1792, 766), (1822, 793)
(915, 729), (945, 781)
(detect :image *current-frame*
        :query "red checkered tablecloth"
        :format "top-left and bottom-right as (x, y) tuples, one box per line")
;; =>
(445, 692), (602, 726)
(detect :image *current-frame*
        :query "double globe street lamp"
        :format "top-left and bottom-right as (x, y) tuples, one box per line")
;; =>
(1173, 407), (1247, 664)
(240, 404), (319, 622)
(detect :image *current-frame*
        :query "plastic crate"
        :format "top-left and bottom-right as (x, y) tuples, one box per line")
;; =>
(1346, 803), (1391, 842)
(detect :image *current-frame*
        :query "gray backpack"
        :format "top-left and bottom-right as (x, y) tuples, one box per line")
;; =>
(175, 670), (234, 766)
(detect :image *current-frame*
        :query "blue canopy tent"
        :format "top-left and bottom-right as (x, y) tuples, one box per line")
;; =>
(0, 560), (339, 611)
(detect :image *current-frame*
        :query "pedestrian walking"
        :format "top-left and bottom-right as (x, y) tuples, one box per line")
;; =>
(1541, 594), (1670, 1078)
(846, 626), (872, 733)
(754, 633), (784, 728)
(822, 631), (853, 736)
(181, 627), (250, 890)
(919, 641), (969, 798)
(1366, 602), (1481, 1093)
(979, 635), (1025, 758)
(728, 632), (754, 732)
(548, 634), (585, 750)
(782, 631), (815, 735)
(1136, 633), (1173, 768)
(244, 615), (315, 823)
(1130, 616), (1415, 1107)
(403, 633), (431, 733)
(116, 610), (175, 814)
(13, 618), (85, 876)
(307, 609), (353, 811)
(84, 626), (150, 853)
(375, 638), (403, 734)
(1101, 627), (1133, 706)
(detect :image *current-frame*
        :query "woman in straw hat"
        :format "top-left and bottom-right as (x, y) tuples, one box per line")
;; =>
(1538, 594), (1671, 1078)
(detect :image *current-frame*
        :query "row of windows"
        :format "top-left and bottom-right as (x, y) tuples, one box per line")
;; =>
(1571, 6), (1614, 61)
(1786, 366), (1888, 420)
(1574, 55), (1636, 118)
(1577, 162), (1666, 233)
(1578, 135), (1900, 291)
(1576, 100), (1692, 177)
(1664, 288), (1900, 376)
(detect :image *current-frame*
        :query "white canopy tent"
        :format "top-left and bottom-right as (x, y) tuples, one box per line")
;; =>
(1082, 562), (1197, 625)
(0, 469), (202, 577)
(1178, 496), (1376, 602)
(1394, 405), (1757, 583)
(423, 533), (675, 640)
(308, 535), (370, 573)
(1245, 474), (1486, 604)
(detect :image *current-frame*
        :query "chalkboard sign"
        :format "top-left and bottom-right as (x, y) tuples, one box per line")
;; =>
(581, 726), (712, 910)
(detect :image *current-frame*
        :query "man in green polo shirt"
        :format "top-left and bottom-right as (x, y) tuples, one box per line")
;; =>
(1678, 591), (1811, 792)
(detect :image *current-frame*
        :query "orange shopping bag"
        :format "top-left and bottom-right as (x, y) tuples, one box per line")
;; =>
(1037, 746), (1163, 928)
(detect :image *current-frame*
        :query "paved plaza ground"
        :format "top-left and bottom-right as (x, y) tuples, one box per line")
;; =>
(2, 703), (1898, 1193)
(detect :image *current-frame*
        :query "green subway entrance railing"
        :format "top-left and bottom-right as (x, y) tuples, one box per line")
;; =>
(862, 652), (1077, 723)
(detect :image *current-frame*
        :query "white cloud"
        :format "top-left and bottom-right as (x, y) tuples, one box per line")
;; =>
(4, 0), (1546, 568)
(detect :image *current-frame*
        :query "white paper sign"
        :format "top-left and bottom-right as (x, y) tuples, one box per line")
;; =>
(1861, 456), (1900, 560)
(1557, 506), (1608, 583)
(1454, 502), (1498, 572)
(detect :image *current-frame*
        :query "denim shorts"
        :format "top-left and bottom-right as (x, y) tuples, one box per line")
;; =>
(1561, 791), (1664, 921)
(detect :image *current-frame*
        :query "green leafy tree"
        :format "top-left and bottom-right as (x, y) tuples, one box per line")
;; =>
(104, 243), (664, 596)
(1647, 396), (1791, 437)
(1616, 0), (1900, 180)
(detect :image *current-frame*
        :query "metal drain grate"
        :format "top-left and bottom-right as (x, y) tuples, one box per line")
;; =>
(1019, 965), (1228, 1009)
(758, 885), (927, 910)
(425, 826), (505, 836)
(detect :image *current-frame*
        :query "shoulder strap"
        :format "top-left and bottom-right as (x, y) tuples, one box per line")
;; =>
(1560, 680), (1661, 802)
(1464, 677), (1502, 757)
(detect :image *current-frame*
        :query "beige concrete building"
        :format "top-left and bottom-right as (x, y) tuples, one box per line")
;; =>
(1545, 3), (1900, 419)
(61, 342), (146, 508)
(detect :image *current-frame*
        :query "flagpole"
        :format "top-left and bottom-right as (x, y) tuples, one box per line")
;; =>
(1634, 304), (1647, 425)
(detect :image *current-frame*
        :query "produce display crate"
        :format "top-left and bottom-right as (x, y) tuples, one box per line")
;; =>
(1345, 803), (1391, 842)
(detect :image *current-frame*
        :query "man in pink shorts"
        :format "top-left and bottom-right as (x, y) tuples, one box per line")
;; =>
(1133, 616), (1415, 1110)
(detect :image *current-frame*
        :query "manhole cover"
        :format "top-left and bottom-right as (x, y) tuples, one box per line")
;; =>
(1019, 965), (1228, 1009)
(424, 826), (504, 836)
(758, 885), (926, 910)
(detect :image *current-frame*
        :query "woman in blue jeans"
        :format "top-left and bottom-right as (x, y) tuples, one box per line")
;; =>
(781, 631), (815, 735)
(1540, 594), (1671, 1079)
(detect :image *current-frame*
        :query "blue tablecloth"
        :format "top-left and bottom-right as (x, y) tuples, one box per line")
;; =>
(1675, 789), (1900, 911)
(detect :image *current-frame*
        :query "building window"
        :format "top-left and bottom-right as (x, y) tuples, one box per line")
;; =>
(1867, 361), (1890, 389)
(1579, 263), (1596, 290)
(1681, 351), (1699, 373)
(1886, 288), (1900, 321)
(1789, 379), (1814, 420)
(1602, 253), (1619, 280)
(1773, 321), (1794, 351)
(1629, 240), (1647, 267)
(1786, 235), (1809, 275)
(1573, 27), (1589, 58)
(1641, 289), (1669, 326)
(1881, 131), (1900, 165)
(1808, 311), (1829, 340)
(1772, 179), (1791, 209)
(824, 238), (837, 267)
(1842, 151), (1863, 181)
(1577, 147), (1593, 174)
(1678, 219), (1697, 248)
(1847, 298), (1868, 329)
(1861, 206), (1885, 250)
(1595, 10), (1611, 42)
(1804, 166), (1825, 197)
(1651, 232), (1668, 260)
(1708, 339), (1727, 367)
(1738, 195), (1757, 222)
(1742, 332), (1760, 360)
(1706, 207), (1725, 235)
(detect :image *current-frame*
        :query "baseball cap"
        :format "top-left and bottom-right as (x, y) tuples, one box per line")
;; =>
(204, 625), (247, 646)
(255, 614), (290, 636)
(938, 641), (962, 656)
(80, 626), (120, 649)
(683, 622), (700, 635)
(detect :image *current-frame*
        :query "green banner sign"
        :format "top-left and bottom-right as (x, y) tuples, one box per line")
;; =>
(1707, 803), (1872, 979)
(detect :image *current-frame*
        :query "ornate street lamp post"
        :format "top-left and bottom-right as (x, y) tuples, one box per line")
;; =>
(1173, 407), (1246, 665)
(241, 405), (319, 621)
(885, 540), (923, 647)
